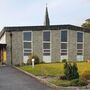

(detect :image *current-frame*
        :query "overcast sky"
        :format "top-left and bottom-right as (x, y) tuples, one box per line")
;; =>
(0, 0), (90, 30)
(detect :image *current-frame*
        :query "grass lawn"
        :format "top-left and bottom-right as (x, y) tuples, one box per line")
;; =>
(19, 62), (90, 86)
(19, 62), (90, 77)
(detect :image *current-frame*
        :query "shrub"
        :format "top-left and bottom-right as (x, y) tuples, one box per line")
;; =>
(80, 70), (90, 80)
(64, 62), (79, 80)
(72, 63), (79, 79)
(64, 62), (73, 80)
(28, 54), (40, 65)
(70, 79), (88, 86)
(62, 59), (67, 63)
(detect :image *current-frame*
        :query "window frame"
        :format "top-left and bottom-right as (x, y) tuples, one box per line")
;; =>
(43, 30), (51, 56)
(76, 31), (84, 56)
(23, 31), (33, 56)
(60, 30), (68, 57)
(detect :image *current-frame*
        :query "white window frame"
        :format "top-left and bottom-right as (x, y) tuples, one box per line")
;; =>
(23, 31), (33, 56)
(42, 30), (51, 56)
(76, 31), (84, 60)
(60, 29), (69, 60)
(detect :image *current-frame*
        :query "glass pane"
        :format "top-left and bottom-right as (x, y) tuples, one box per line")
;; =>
(24, 42), (31, 49)
(24, 50), (32, 52)
(61, 43), (67, 49)
(43, 43), (50, 49)
(24, 32), (31, 41)
(43, 31), (50, 41)
(61, 31), (67, 42)
(24, 53), (31, 56)
(77, 53), (83, 55)
(77, 44), (83, 49)
(61, 53), (67, 55)
(43, 53), (50, 56)
(77, 32), (83, 42)
(77, 50), (83, 52)
(61, 50), (67, 52)
(44, 50), (50, 52)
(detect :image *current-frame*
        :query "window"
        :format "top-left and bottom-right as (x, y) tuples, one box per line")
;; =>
(61, 31), (67, 42)
(77, 44), (83, 49)
(77, 31), (84, 56)
(77, 32), (83, 42)
(24, 32), (31, 41)
(23, 31), (32, 56)
(43, 31), (51, 56)
(61, 30), (68, 56)
(77, 50), (83, 55)
(61, 43), (67, 49)
(43, 31), (50, 41)
(24, 42), (31, 49)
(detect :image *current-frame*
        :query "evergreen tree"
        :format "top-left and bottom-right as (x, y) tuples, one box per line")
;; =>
(68, 63), (73, 80)
(64, 62), (79, 80)
(72, 63), (79, 79)
(64, 62), (73, 80)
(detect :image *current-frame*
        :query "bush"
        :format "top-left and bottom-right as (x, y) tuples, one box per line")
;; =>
(80, 70), (90, 80)
(64, 62), (79, 80)
(64, 62), (73, 80)
(28, 54), (40, 65)
(72, 63), (79, 79)
(70, 79), (88, 86)
(62, 59), (67, 63)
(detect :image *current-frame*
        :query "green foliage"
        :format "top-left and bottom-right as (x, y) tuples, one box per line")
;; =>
(28, 54), (40, 65)
(62, 59), (67, 63)
(64, 62), (79, 80)
(70, 79), (88, 86)
(51, 80), (71, 87)
(19, 62), (90, 77)
(81, 19), (90, 29)
(51, 79), (88, 86)
(64, 62), (73, 80)
(82, 23), (90, 29)
(72, 63), (79, 79)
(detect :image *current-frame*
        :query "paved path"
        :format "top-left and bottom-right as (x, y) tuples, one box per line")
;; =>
(0, 66), (55, 90)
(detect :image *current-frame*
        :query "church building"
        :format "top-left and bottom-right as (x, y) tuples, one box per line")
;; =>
(0, 7), (90, 65)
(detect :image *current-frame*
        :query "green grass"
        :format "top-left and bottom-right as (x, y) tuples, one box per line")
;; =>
(19, 62), (90, 77)
(51, 80), (71, 87)
(20, 63), (64, 76)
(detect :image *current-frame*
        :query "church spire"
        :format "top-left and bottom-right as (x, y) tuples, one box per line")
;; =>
(44, 4), (50, 26)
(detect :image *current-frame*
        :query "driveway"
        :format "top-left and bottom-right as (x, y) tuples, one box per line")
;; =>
(0, 66), (56, 90)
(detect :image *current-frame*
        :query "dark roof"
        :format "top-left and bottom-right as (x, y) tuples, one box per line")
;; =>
(3, 24), (90, 32)
(0, 24), (90, 38)
(0, 44), (7, 48)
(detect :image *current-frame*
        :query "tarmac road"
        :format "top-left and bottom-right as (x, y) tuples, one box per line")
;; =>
(0, 66), (55, 90)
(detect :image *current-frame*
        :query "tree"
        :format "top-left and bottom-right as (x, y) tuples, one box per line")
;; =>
(81, 19), (90, 29)
(64, 62), (79, 80)
(72, 63), (79, 79)
(64, 62), (73, 80)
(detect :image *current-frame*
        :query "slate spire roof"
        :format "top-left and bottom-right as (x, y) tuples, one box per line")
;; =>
(44, 4), (50, 26)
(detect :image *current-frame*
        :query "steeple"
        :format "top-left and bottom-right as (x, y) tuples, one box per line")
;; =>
(44, 4), (50, 26)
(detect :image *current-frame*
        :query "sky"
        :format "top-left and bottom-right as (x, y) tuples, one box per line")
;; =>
(0, 0), (90, 31)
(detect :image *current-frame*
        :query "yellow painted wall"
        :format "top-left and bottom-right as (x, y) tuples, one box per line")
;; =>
(3, 50), (6, 63)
